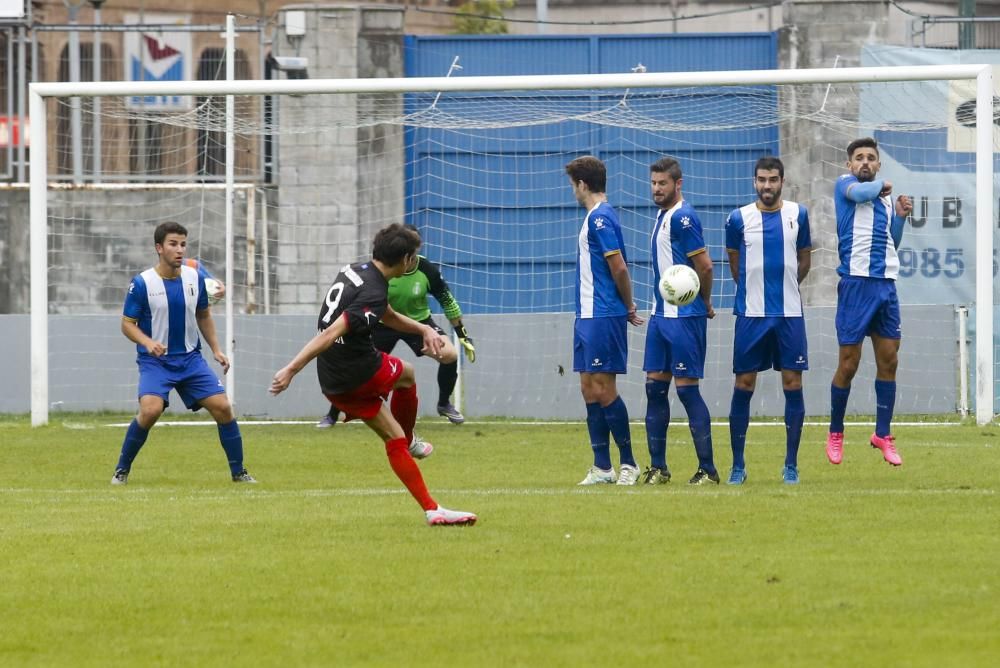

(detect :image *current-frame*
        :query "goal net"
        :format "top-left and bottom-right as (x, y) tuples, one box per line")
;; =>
(27, 66), (997, 424)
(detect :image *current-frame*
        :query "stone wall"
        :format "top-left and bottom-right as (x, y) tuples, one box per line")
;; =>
(271, 5), (406, 313)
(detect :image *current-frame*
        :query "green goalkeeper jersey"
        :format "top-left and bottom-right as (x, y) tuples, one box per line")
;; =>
(387, 255), (463, 323)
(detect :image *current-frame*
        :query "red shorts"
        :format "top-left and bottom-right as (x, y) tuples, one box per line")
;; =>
(324, 353), (404, 421)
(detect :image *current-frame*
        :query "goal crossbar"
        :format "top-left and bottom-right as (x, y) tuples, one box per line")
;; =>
(27, 64), (996, 425)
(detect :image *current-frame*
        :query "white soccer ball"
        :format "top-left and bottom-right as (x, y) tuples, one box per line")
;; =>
(658, 264), (700, 307)
(204, 277), (224, 305)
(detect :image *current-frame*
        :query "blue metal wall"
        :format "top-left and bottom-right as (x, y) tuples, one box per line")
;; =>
(403, 33), (779, 313)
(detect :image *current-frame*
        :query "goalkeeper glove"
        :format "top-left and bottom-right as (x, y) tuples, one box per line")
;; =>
(455, 323), (476, 363)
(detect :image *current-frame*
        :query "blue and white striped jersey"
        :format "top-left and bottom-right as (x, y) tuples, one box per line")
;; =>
(726, 201), (811, 317)
(123, 263), (209, 356)
(575, 201), (628, 319)
(650, 200), (708, 319)
(834, 174), (899, 280)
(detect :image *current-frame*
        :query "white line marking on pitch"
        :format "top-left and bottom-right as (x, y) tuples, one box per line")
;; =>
(101, 420), (972, 428)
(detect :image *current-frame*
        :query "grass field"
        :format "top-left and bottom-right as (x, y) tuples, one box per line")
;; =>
(1, 415), (998, 667)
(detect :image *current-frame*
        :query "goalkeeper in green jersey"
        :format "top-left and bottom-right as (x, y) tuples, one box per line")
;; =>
(319, 246), (475, 427)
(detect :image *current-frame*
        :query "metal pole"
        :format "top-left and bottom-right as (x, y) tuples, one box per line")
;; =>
(66, 2), (84, 183)
(959, 0), (976, 49)
(958, 306), (969, 417)
(92, 4), (102, 181)
(4, 31), (13, 179)
(29, 88), (49, 425)
(16, 25), (26, 182)
(260, 188), (270, 314)
(224, 14), (236, 407)
(974, 65), (993, 425)
(246, 187), (256, 314)
(536, 0), (548, 34)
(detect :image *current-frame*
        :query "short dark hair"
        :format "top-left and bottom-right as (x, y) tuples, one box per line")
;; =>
(754, 155), (784, 178)
(846, 137), (879, 159)
(565, 156), (607, 194)
(372, 223), (422, 266)
(650, 157), (682, 181)
(154, 221), (188, 245)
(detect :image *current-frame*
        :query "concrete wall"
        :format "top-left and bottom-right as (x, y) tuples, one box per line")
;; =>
(0, 186), (252, 315)
(778, 0), (894, 307)
(271, 5), (406, 314)
(0, 306), (962, 419)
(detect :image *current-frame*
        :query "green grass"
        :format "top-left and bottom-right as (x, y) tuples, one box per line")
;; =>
(1, 416), (998, 667)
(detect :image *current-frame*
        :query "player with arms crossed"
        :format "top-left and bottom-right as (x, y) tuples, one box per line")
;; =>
(112, 221), (254, 485)
(565, 156), (644, 486)
(319, 226), (475, 427)
(827, 137), (913, 467)
(725, 156), (811, 485)
(642, 157), (719, 485)
(270, 223), (476, 526)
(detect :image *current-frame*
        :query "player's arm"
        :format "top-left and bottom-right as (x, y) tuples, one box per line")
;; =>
(121, 318), (165, 358)
(606, 251), (643, 326)
(891, 195), (913, 249)
(724, 210), (742, 284)
(844, 179), (885, 203)
(797, 248), (812, 284)
(688, 249), (715, 319)
(121, 276), (165, 356)
(195, 307), (230, 374)
(381, 305), (445, 358)
(726, 250), (739, 283)
(797, 207), (813, 283)
(269, 314), (350, 395)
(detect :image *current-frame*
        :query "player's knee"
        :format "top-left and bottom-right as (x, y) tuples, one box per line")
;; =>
(395, 362), (416, 388)
(437, 345), (458, 365)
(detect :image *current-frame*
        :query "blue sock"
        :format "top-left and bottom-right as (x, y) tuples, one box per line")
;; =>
(217, 420), (245, 476)
(729, 388), (753, 470)
(645, 379), (671, 470)
(830, 384), (850, 433)
(677, 385), (715, 474)
(874, 380), (896, 438)
(116, 419), (150, 471)
(784, 389), (805, 467)
(585, 402), (612, 470)
(603, 396), (636, 468)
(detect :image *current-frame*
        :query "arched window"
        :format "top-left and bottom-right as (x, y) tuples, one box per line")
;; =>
(196, 47), (250, 177)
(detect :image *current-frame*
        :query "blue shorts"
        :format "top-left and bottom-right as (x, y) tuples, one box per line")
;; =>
(643, 315), (706, 378)
(573, 316), (628, 374)
(733, 316), (809, 374)
(835, 276), (902, 345)
(137, 351), (226, 411)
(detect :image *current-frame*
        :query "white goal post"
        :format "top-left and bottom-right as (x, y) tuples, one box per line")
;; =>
(28, 64), (996, 425)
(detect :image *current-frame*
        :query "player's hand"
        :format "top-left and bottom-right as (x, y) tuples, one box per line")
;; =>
(458, 335), (476, 363)
(146, 340), (167, 357)
(211, 282), (226, 300)
(420, 326), (445, 359)
(214, 351), (231, 375)
(879, 180), (893, 197)
(705, 303), (716, 319)
(895, 194), (913, 218)
(627, 305), (644, 327)
(270, 366), (296, 396)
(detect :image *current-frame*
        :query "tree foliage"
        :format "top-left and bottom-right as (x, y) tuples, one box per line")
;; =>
(452, 0), (514, 35)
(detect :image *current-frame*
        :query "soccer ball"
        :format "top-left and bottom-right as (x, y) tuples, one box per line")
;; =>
(204, 277), (224, 305)
(658, 264), (700, 307)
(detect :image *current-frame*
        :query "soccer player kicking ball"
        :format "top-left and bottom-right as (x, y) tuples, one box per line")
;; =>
(642, 157), (719, 486)
(112, 222), (254, 485)
(827, 138), (913, 467)
(270, 223), (476, 527)
(565, 156), (644, 486)
(724, 156), (811, 485)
